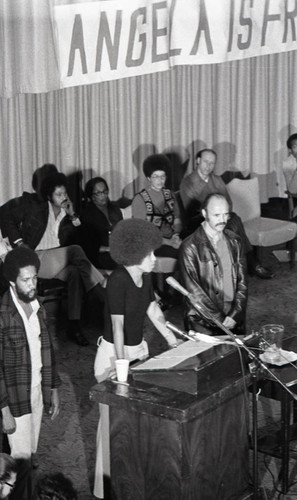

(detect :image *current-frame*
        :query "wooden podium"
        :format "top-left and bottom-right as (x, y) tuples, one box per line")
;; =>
(90, 341), (252, 500)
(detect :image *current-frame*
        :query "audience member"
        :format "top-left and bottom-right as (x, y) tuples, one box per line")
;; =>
(0, 247), (60, 494)
(132, 154), (182, 257)
(179, 193), (248, 335)
(0, 454), (17, 499)
(132, 154), (183, 305)
(1, 172), (106, 346)
(32, 472), (77, 500)
(180, 148), (274, 279)
(93, 219), (180, 499)
(80, 177), (122, 269)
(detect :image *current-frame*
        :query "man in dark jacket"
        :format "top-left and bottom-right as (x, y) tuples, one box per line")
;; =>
(1, 172), (106, 346)
(179, 193), (248, 335)
(0, 247), (60, 473)
(180, 148), (274, 279)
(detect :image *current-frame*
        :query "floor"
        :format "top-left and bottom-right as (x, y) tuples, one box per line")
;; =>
(32, 249), (297, 499)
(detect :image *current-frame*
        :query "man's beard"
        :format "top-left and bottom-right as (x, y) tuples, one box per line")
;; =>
(15, 287), (37, 303)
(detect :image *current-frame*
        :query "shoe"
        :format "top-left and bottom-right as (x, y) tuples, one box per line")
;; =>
(252, 264), (275, 279)
(68, 330), (89, 346)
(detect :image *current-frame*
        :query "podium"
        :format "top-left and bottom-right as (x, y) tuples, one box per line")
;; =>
(90, 340), (252, 500)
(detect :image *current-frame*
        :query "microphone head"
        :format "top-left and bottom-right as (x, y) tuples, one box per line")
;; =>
(165, 277), (189, 297)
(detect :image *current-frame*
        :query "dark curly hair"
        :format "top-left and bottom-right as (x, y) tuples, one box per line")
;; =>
(32, 472), (77, 500)
(84, 177), (109, 200)
(0, 453), (17, 482)
(287, 133), (297, 150)
(143, 154), (170, 178)
(40, 172), (68, 201)
(110, 219), (162, 266)
(3, 247), (40, 283)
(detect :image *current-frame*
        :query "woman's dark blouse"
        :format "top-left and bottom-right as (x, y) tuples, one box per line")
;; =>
(80, 201), (122, 266)
(103, 266), (155, 346)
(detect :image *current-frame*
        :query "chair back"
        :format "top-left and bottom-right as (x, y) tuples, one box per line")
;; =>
(120, 205), (132, 219)
(226, 177), (261, 222)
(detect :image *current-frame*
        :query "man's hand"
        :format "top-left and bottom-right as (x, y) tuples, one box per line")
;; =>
(1, 406), (16, 434)
(222, 316), (236, 330)
(49, 388), (60, 421)
(61, 197), (75, 217)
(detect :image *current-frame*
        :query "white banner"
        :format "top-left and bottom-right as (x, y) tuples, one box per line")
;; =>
(54, 0), (297, 88)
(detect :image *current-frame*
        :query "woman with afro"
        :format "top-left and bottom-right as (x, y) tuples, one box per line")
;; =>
(132, 154), (182, 258)
(93, 218), (180, 499)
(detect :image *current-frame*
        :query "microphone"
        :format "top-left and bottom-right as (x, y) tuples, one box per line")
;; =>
(165, 276), (205, 314)
(165, 276), (190, 298)
(165, 321), (196, 342)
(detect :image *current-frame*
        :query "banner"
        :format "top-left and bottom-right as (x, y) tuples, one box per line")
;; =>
(54, 0), (297, 88)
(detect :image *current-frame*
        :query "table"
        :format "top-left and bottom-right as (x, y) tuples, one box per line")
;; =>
(256, 335), (297, 494)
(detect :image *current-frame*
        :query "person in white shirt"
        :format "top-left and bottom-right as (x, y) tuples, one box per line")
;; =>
(2, 172), (106, 346)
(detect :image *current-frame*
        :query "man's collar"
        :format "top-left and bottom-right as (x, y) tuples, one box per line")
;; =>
(48, 201), (66, 220)
(10, 286), (40, 316)
(197, 169), (209, 183)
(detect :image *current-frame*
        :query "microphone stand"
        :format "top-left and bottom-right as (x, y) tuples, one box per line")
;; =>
(166, 277), (297, 499)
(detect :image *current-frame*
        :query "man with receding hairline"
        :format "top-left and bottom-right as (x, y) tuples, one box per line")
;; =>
(179, 193), (248, 335)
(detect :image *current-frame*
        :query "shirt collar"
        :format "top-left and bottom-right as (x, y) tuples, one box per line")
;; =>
(48, 201), (66, 222)
(197, 169), (209, 183)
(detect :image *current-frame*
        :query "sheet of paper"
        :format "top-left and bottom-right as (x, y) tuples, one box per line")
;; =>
(131, 340), (214, 371)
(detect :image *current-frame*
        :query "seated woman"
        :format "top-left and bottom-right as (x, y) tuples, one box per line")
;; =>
(80, 177), (122, 269)
(93, 218), (180, 499)
(131, 154), (182, 258)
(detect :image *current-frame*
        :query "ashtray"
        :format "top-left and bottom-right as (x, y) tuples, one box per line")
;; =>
(260, 349), (297, 366)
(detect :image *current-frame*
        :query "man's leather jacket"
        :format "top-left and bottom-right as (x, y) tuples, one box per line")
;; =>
(179, 225), (247, 332)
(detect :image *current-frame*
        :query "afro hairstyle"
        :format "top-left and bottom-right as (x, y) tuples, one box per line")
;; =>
(40, 172), (67, 201)
(287, 133), (297, 150)
(84, 177), (109, 200)
(3, 247), (40, 283)
(110, 218), (162, 266)
(32, 472), (77, 500)
(0, 453), (17, 482)
(143, 154), (171, 178)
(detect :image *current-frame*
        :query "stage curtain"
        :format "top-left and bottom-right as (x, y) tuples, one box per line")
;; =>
(1, 50), (297, 205)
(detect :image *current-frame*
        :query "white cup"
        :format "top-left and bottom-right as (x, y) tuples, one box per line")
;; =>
(115, 359), (129, 383)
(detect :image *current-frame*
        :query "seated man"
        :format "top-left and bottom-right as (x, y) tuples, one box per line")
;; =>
(180, 148), (274, 279)
(1, 172), (106, 346)
(179, 193), (248, 335)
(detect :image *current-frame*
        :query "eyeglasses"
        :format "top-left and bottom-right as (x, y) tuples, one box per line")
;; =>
(150, 174), (166, 180)
(92, 190), (109, 196)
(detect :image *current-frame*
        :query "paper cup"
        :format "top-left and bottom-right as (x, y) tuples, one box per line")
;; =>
(115, 359), (129, 383)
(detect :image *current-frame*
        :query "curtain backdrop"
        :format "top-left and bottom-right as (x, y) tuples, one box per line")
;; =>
(1, 51), (297, 206)
(0, 0), (297, 206)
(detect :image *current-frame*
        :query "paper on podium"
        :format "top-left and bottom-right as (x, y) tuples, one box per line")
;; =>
(131, 339), (215, 371)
